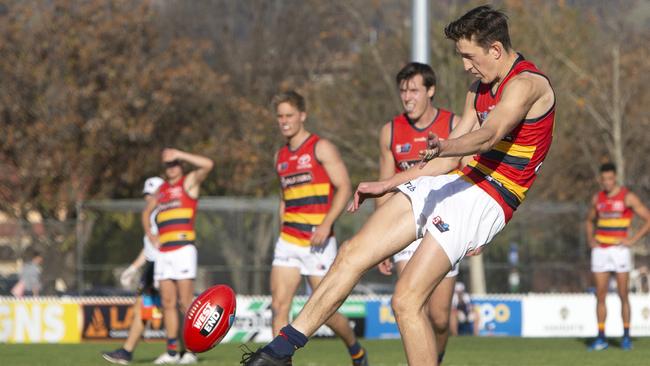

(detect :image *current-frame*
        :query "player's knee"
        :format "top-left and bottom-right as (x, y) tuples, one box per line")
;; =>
(333, 241), (363, 272)
(160, 294), (177, 310)
(270, 298), (291, 317)
(391, 290), (419, 320)
(431, 312), (450, 333)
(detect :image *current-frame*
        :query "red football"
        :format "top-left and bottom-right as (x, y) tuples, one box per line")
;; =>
(183, 284), (237, 353)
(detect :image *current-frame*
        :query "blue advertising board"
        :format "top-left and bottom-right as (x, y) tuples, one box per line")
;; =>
(364, 299), (400, 339)
(473, 299), (522, 336)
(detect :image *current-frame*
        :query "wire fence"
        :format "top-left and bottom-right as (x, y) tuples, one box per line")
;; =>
(1, 197), (649, 296)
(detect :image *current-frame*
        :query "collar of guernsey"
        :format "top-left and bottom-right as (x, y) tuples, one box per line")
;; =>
(458, 54), (555, 222)
(391, 108), (454, 173)
(276, 134), (334, 247)
(156, 175), (198, 251)
(595, 187), (633, 246)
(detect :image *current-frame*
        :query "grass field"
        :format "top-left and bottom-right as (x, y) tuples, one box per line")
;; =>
(2, 337), (649, 366)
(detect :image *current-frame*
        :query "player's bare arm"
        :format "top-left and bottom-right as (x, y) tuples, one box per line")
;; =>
(621, 192), (650, 246)
(376, 122), (396, 207)
(349, 75), (553, 212)
(585, 194), (599, 248)
(437, 74), (552, 158)
(142, 194), (159, 246)
(311, 138), (352, 246)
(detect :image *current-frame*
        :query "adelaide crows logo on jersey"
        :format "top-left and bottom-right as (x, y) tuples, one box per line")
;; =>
(395, 143), (412, 154)
(478, 105), (495, 124)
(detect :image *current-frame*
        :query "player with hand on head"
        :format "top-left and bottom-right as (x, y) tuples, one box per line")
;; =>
(102, 176), (165, 365)
(586, 163), (650, 351)
(242, 5), (555, 365)
(376, 62), (468, 364)
(267, 90), (368, 366)
(149, 148), (214, 364)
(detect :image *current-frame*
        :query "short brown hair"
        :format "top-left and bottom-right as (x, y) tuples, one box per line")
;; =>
(396, 62), (437, 90)
(272, 90), (306, 112)
(444, 5), (512, 51)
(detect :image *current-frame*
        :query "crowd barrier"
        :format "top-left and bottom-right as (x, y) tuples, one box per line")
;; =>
(2, 294), (650, 343)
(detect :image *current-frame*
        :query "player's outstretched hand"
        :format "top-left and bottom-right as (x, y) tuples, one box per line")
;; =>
(377, 258), (394, 275)
(347, 180), (390, 212)
(418, 131), (441, 168)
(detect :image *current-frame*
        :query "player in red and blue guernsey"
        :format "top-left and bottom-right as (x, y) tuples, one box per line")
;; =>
(243, 6), (555, 366)
(586, 163), (650, 351)
(268, 90), (368, 366)
(146, 148), (213, 364)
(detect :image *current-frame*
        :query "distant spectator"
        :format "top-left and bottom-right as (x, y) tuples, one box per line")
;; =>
(19, 250), (43, 297)
(450, 282), (475, 336)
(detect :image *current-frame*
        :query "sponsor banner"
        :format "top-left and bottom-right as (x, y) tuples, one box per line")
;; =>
(522, 294), (650, 337)
(473, 298), (522, 336)
(82, 303), (165, 340)
(365, 299), (399, 339)
(223, 296), (366, 343)
(0, 300), (80, 343)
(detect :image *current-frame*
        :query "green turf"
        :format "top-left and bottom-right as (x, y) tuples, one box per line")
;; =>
(1, 337), (649, 365)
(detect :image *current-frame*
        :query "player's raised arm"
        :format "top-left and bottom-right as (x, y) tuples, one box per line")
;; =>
(311, 139), (352, 246)
(161, 148), (214, 198)
(622, 192), (650, 246)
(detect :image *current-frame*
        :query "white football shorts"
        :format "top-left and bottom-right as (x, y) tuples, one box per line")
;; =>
(154, 244), (197, 282)
(396, 174), (506, 271)
(591, 245), (632, 273)
(272, 236), (337, 277)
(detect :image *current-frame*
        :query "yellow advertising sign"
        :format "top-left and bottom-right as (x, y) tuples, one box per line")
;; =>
(0, 300), (80, 343)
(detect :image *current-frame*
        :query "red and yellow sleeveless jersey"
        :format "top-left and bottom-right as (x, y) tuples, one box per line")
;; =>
(595, 187), (633, 246)
(390, 109), (454, 173)
(276, 134), (333, 247)
(458, 55), (555, 222)
(156, 176), (198, 252)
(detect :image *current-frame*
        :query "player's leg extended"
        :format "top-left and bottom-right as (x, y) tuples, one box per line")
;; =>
(123, 296), (145, 352)
(392, 233), (452, 366)
(291, 193), (417, 337)
(270, 266), (302, 335)
(428, 276), (455, 362)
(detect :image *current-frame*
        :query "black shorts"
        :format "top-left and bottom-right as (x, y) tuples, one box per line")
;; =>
(136, 261), (157, 296)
